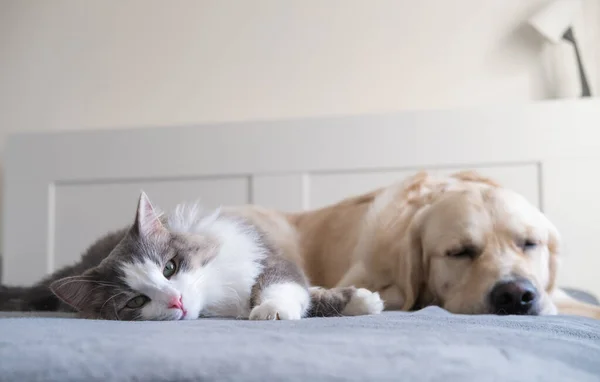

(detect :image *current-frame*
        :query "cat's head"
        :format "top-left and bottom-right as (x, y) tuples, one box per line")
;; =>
(50, 192), (221, 321)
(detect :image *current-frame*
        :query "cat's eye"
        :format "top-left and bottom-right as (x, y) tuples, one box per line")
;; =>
(163, 259), (177, 279)
(126, 295), (149, 309)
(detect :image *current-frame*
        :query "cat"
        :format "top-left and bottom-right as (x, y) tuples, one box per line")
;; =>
(0, 192), (384, 320)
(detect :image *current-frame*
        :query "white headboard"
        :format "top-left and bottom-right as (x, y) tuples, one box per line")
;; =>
(4, 99), (600, 296)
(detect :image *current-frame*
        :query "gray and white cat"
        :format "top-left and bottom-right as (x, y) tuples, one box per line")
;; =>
(1, 192), (383, 321)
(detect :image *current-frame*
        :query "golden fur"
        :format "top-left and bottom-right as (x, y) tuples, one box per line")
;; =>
(228, 170), (600, 319)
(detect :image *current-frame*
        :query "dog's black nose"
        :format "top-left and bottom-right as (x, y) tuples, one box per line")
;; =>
(490, 279), (538, 315)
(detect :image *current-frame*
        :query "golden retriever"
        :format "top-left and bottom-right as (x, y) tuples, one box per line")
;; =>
(230, 170), (600, 318)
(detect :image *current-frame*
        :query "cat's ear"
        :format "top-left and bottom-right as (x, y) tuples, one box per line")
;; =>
(49, 275), (96, 312)
(133, 191), (166, 238)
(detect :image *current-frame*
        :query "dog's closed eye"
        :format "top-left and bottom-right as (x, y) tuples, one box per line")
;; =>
(446, 245), (479, 259)
(518, 239), (538, 251)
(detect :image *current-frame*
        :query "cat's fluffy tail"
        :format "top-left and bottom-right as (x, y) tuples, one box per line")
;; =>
(0, 285), (28, 310)
(0, 284), (61, 311)
(307, 286), (384, 317)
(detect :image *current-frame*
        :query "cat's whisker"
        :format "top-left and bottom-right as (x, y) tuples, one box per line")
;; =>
(192, 274), (206, 289)
(51, 279), (101, 291)
(80, 284), (116, 303)
(52, 275), (119, 287)
(51, 278), (120, 289)
(100, 291), (127, 313)
(113, 302), (122, 321)
(224, 285), (242, 305)
(52, 275), (96, 280)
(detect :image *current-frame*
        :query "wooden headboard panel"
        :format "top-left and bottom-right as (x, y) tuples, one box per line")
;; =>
(4, 99), (600, 296)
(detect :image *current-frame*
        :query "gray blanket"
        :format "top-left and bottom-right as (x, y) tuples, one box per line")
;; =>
(1, 307), (599, 382)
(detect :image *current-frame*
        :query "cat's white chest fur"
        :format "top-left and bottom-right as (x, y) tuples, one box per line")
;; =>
(197, 250), (263, 319)
(168, 208), (267, 319)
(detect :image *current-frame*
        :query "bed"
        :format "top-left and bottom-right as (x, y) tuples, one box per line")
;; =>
(2, 99), (600, 381)
(2, 304), (600, 382)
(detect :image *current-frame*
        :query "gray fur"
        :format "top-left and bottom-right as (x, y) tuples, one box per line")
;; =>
(307, 286), (358, 317)
(249, 229), (309, 310)
(0, 228), (128, 312)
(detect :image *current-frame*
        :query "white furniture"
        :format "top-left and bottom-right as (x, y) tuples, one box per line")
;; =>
(4, 99), (600, 297)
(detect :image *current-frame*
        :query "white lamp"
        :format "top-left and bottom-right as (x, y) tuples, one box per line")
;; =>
(527, 0), (591, 97)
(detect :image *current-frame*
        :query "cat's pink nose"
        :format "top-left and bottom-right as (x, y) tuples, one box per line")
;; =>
(168, 296), (183, 310)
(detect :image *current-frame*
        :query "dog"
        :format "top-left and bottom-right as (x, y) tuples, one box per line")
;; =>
(230, 170), (600, 318)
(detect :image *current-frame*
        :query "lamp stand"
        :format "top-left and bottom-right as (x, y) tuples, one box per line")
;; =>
(562, 27), (592, 97)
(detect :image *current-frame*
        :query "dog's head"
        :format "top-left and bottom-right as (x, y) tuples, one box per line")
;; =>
(402, 178), (560, 316)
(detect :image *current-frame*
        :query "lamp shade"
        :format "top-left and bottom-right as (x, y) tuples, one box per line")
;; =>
(527, 0), (582, 43)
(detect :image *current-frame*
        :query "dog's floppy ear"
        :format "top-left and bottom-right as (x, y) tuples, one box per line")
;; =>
(545, 220), (561, 293)
(398, 208), (427, 311)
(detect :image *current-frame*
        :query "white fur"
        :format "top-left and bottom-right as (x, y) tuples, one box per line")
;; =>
(121, 203), (267, 320)
(341, 288), (384, 316)
(249, 282), (310, 320)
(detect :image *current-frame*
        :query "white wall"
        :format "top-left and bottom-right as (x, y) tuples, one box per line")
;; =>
(1, 0), (598, 138)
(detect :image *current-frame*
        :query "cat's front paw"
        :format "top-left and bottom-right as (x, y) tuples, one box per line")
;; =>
(341, 288), (384, 316)
(249, 300), (303, 321)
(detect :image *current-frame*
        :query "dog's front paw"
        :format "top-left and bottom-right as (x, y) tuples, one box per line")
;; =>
(341, 288), (384, 316)
(249, 300), (303, 320)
